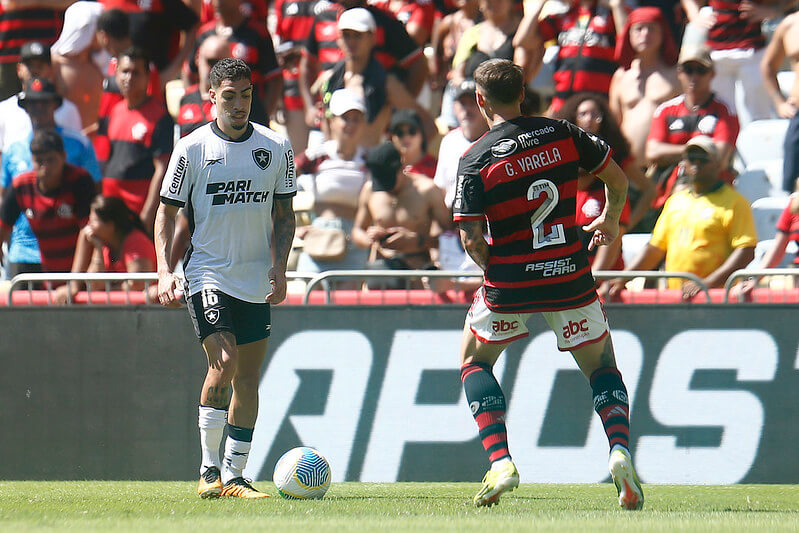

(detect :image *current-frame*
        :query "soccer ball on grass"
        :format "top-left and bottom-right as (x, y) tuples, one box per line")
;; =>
(272, 447), (331, 499)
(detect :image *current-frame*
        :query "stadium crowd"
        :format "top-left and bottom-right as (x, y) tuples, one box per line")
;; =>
(0, 0), (798, 302)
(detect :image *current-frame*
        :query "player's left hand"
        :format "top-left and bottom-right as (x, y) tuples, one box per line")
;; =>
(582, 216), (619, 251)
(266, 267), (287, 304)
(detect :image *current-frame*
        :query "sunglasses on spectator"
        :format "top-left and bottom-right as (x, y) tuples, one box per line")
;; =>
(392, 126), (419, 137)
(685, 153), (711, 165)
(679, 64), (711, 76)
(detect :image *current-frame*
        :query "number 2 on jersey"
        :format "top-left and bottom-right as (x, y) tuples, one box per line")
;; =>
(527, 179), (566, 249)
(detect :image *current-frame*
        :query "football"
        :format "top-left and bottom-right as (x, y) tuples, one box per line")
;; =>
(272, 447), (331, 499)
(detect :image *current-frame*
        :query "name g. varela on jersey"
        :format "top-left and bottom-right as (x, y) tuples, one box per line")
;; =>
(159, 122), (297, 303)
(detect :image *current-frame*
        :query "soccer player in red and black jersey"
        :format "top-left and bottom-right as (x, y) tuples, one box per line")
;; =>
(0, 129), (95, 273)
(103, 47), (173, 234)
(454, 59), (643, 510)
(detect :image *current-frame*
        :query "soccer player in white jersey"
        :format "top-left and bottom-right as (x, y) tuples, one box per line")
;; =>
(154, 58), (296, 499)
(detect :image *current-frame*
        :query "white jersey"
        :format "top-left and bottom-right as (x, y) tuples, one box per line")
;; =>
(160, 121), (296, 303)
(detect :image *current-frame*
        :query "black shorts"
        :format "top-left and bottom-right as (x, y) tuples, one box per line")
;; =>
(187, 289), (271, 345)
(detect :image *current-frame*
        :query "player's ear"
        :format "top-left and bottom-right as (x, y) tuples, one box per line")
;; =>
(209, 87), (216, 105)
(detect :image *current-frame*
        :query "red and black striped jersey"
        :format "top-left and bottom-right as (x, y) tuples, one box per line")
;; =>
(648, 94), (739, 149)
(453, 116), (612, 313)
(538, 5), (620, 112)
(707, 0), (765, 51)
(275, 0), (318, 44)
(776, 199), (799, 265)
(103, 96), (174, 213)
(95, 58), (162, 166)
(0, 7), (62, 64)
(189, 19), (280, 87)
(0, 163), (94, 272)
(304, 2), (423, 74)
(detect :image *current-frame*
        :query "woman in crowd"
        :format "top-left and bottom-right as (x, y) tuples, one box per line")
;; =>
(389, 108), (437, 179)
(55, 195), (156, 303)
(554, 93), (655, 277)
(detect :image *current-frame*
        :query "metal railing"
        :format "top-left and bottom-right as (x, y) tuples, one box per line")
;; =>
(301, 269), (483, 304)
(12, 269), (784, 306)
(5, 272), (320, 306)
(724, 268), (798, 303)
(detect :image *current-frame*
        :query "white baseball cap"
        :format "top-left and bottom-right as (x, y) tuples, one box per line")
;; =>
(329, 88), (367, 116)
(338, 7), (376, 33)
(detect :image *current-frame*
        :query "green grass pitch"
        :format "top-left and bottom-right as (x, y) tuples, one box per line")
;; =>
(2, 482), (798, 532)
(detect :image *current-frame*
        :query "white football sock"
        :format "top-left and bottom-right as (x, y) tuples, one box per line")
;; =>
(222, 436), (252, 484)
(198, 406), (227, 475)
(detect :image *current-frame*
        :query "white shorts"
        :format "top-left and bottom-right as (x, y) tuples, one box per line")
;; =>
(466, 288), (609, 351)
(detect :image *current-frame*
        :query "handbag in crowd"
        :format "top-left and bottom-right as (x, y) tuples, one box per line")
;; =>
(302, 226), (348, 261)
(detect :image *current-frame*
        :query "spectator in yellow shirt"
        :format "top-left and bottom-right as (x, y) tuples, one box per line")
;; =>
(608, 136), (757, 301)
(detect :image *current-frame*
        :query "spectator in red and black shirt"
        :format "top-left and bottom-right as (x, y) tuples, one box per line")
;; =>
(94, 9), (162, 170)
(0, 1), (69, 100)
(103, 48), (173, 234)
(177, 34), (269, 138)
(389, 108), (437, 179)
(0, 129), (95, 273)
(646, 45), (739, 209)
(199, 0), (269, 24)
(299, 0), (429, 128)
(513, 0), (628, 114)
(187, 0), (282, 118)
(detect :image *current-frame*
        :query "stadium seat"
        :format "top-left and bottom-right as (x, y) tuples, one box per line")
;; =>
(778, 71), (795, 98)
(751, 196), (791, 241)
(746, 159), (788, 197)
(734, 169), (772, 204)
(734, 119), (789, 170)
(621, 233), (651, 267)
(752, 238), (799, 268)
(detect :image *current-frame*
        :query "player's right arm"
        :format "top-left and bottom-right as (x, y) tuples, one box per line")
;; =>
(585, 159), (628, 250)
(156, 139), (194, 307)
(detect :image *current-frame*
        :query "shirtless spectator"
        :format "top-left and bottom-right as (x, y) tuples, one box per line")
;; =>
(353, 141), (452, 287)
(762, 11), (799, 192)
(646, 45), (739, 215)
(50, 2), (105, 139)
(316, 8), (437, 147)
(609, 7), (680, 165)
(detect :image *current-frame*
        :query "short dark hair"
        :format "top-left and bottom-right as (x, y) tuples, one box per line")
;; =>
(97, 9), (130, 40)
(119, 46), (149, 71)
(30, 128), (64, 156)
(209, 58), (251, 89)
(473, 59), (524, 106)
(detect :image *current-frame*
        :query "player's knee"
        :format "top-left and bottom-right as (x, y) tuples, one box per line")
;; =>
(232, 373), (259, 397)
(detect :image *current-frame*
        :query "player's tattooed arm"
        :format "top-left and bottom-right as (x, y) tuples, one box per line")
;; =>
(459, 220), (489, 272)
(596, 159), (628, 225)
(272, 197), (296, 272)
